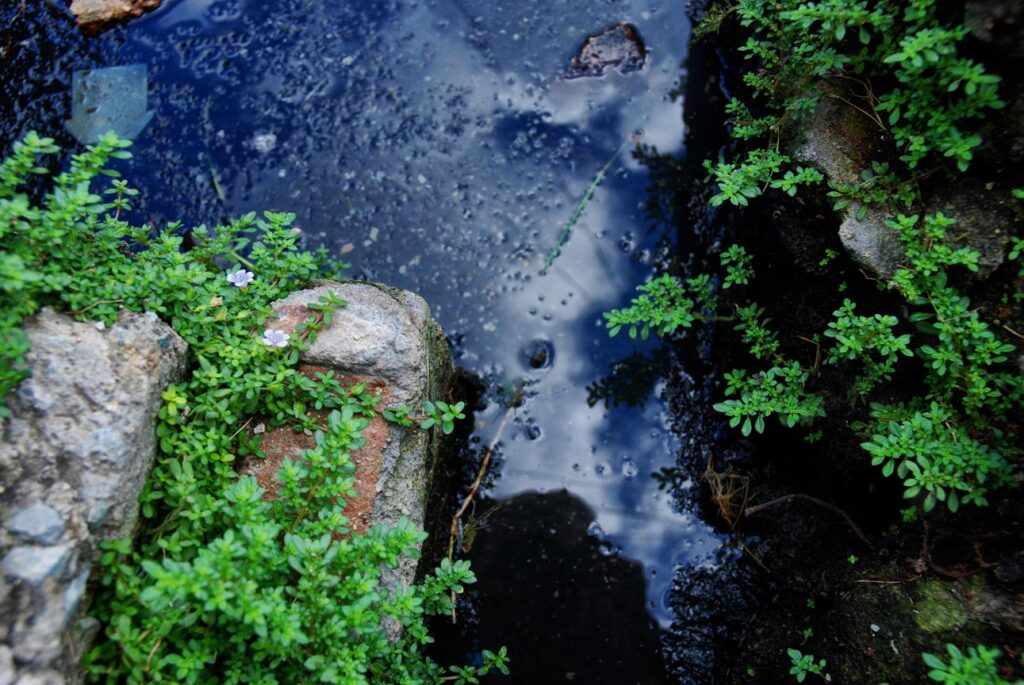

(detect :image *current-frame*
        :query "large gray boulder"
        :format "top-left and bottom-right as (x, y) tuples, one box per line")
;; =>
(239, 281), (453, 593)
(0, 309), (187, 684)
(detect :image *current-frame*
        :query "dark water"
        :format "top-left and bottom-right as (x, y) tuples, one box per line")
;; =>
(1, 1), (738, 681)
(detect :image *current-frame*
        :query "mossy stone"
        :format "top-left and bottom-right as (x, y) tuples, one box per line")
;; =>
(912, 579), (969, 633)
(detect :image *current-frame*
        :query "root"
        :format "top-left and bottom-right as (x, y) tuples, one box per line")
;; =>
(701, 457), (751, 529)
(744, 493), (872, 546)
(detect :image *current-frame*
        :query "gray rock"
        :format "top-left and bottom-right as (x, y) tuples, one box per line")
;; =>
(2, 547), (71, 585)
(1, 309), (187, 540)
(0, 309), (187, 683)
(8, 505), (65, 546)
(567, 23), (647, 78)
(271, 282), (443, 407)
(793, 93), (1012, 280)
(965, 0), (1024, 59)
(62, 569), (90, 619)
(792, 96), (906, 279)
(925, 181), (1012, 278)
(0, 646), (14, 685)
(12, 671), (63, 685)
(794, 96), (886, 187)
(838, 204), (904, 280)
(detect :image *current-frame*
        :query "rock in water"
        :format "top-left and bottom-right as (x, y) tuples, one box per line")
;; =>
(567, 23), (646, 78)
(238, 282), (453, 638)
(69, 0), (161, 35)
(0, 309), (187, 683)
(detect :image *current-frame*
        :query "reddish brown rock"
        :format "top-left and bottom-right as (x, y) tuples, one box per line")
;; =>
(238, 368), (391, 536)
(238, 282), (453, 598)
(69, 0), (161, 35)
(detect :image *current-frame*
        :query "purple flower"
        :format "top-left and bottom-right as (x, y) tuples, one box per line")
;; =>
(226, 269), (255, 288)
(262, 329), (290, 348)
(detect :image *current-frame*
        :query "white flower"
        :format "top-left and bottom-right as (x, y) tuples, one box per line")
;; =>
(226, 269), (255, 288)
(262, 329), (290, 348)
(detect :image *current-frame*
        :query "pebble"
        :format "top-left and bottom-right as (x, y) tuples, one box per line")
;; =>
(8, 504), (66, 545)
(2, 546), (71, 584)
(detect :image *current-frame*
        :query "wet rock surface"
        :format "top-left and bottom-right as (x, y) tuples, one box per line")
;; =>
(239, 282), (453, 597)
(0, 309), (187, 684)
(69, 0), (161, 35)
(568, 23), (647, 78)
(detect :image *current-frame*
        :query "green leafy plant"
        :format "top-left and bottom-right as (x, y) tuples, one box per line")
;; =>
(860, 402), (1014, 512)
(923, 644), (1021, 684)
(824, 298), (913, 396)
(826, 162), (916, 219)
(722, 244), (755, 288)
(787, 648), (828, 682)
(421, 400), (467, 435)
(714, 363), (825, 436)
(719, 0), (1002, 176)
(734, 304), (780, 361)
(0, 133), (500, 683)
(604, 273), (718, 339)
(705, 149), (787, 207)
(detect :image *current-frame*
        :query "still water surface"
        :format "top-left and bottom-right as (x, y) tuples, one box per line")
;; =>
(1, 1), (730, 680)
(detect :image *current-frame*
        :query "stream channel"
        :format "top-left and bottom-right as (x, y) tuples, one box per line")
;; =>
(2, 1), (745, 682)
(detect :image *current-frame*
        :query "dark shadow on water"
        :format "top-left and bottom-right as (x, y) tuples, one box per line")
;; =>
(430, 490), (668, 685)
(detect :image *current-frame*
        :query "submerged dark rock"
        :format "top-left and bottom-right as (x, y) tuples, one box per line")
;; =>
(567, 23), (647, 78)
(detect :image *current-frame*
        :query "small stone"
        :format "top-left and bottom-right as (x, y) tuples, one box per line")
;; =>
(251, 132), (277, 153)
(95, 321), (105, 331)
(870, 623), (881, 632)
(2, 546), (71, 584)
(567, 23), (647, 78)
(13, 670), (63, 685)
(64, 568), (91, 618)
(70, 0), (161, 34)
(8, 504), (66, 545)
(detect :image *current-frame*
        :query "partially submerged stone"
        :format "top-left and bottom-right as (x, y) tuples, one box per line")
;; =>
(69, 0), (161, 35)
(0, 309), (187, 683)
(567, 23), (646, 78)
(239, 282), (453, 591)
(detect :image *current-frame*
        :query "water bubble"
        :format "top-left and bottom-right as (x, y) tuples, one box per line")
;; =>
(621, 457), (638, 480)
(521, 337), (554, 370)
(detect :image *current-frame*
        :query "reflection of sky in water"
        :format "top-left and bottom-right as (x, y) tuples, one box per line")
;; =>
(4, 0), (720, 629)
